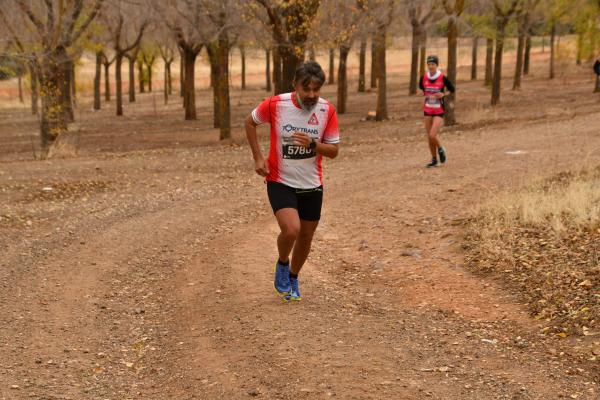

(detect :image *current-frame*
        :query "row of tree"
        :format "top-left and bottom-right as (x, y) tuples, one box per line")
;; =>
(1, 0), (599, 158)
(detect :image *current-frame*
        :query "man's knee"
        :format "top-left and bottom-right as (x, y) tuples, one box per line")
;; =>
(297, 227), (316, 242)
(280, 223), (300, 241)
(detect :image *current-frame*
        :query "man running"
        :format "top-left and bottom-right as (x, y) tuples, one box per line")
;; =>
(245, 61), (340, 301)
(419, 55), (455, 168)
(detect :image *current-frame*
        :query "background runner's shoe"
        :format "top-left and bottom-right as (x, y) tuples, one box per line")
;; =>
(438, 147), (446, 163)
(426, 158), (438, 168)
(284, 277), (302, 301)
(274, 261), (291, 295)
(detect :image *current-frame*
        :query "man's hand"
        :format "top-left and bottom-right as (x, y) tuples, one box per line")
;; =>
(434, 92), (444, 99)
(254, 158), (269, 177)
(292, 132), (312, 149)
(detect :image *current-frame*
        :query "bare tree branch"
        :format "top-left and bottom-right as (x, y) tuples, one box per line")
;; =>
(16, 0), (46, 37)
(44, 0), (55, 37)
(71, 0), (104, 44)
(122, 19), (149, 53)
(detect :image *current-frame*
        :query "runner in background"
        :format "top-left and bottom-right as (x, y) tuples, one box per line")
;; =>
(419, 55), (455, 168)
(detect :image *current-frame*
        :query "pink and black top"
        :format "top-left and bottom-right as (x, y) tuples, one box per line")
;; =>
(419, 71), (455, 115)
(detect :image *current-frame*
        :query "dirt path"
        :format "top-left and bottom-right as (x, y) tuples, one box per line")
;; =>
(154, 113), (600, 400)
(2, 95), (600, 398)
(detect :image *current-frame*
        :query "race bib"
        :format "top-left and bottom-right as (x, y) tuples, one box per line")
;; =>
(282, 144), (316, 159)
(281, 136), (315, 159)
(425, 97), (442, 108)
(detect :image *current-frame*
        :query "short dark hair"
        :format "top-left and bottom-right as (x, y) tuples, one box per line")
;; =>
(427, 55), (439, 65)
(293, 61), (326, 88)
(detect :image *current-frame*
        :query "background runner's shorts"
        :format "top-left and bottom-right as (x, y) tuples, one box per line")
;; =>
(424, 112), (445, 117)
(267, 181), (323, 221)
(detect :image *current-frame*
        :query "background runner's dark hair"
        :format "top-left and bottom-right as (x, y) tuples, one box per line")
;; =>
(427, 55), (439, 65)
(294, 61), (326, 88)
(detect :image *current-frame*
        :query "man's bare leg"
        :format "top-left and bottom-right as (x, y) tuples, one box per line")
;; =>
(283, 218), (319, 301)
(274, 208), (300, 263)
(290, 219), (319, 275)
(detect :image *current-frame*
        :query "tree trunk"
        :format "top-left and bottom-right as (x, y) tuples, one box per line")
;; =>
(39, 49), (70, 154)
(409, 24), (420, 95)
(179, 49), (184, 98)
(94, 52), (102, 110)
(358, 39), (367, 93)
(209, 60), (215, 88)
(280, 47), (302, 93)
(183, 49), (197, 120)
(485, 38), (494, 86)
(576, 32), (583, 65)
(39, 80), (66, 154)
(491, 22), (507, 106)
(116, 54), (124, 116)
(471, 36), (478, 80)
(419, 30), (427, 78)
(309, 46), (316, 61)
(524, 34), (531, 75)
(542, 36), (545, 53)
(272, 46), (282, 94)
(375, 31), (387, 121)
(207, 46), (220, 128)
(62, 58), (74, 122)
(103, 62), (111, 101)
(218, 38), (231, 140)
(70, 62), (77, 108)
(164, 62), (169, 105)
(590, 29), (597, 63)
(241, 46), (246, 90)
(18, 75), (24, 103)
(328, 48), (335, 85)
(147, 63), (153, 92)
(337, 45), (350, 114)
(167, 62), (172, 95)
(370, 38), (377, 88)
(128, 56), (136, 102)
(550, 22), (556, 79)
(445, 15), (458, 126)
(266, 48), (272, 92)
(138, 59), (145, 93)
(29, 62), (38, 115)
(513, 32), (525, 90)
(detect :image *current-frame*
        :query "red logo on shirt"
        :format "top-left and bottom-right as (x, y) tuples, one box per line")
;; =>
(308, 113), (319, 125)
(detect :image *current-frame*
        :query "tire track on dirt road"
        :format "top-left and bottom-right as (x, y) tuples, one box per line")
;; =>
(161, 114), (600, 399)
(1, 113), (599, 399)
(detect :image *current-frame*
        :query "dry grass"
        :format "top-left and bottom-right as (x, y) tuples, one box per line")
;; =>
(479, 169), (600, 234)
(465, 168), (600, 337)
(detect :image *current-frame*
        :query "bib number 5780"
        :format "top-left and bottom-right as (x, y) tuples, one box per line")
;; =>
(282, 145), (316, 159)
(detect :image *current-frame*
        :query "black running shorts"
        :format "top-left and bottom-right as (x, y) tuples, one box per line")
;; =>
(267, 181), (323, 221)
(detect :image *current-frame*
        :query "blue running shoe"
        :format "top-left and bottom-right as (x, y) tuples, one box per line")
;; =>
(438, 147), (446, 164)
(274, 261), (291, 295)
(284, 277), (302, 301)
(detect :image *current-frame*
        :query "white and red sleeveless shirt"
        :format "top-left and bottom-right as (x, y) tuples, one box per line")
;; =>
(423, 71), (445, 115)
(252, 92), (340, 189)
